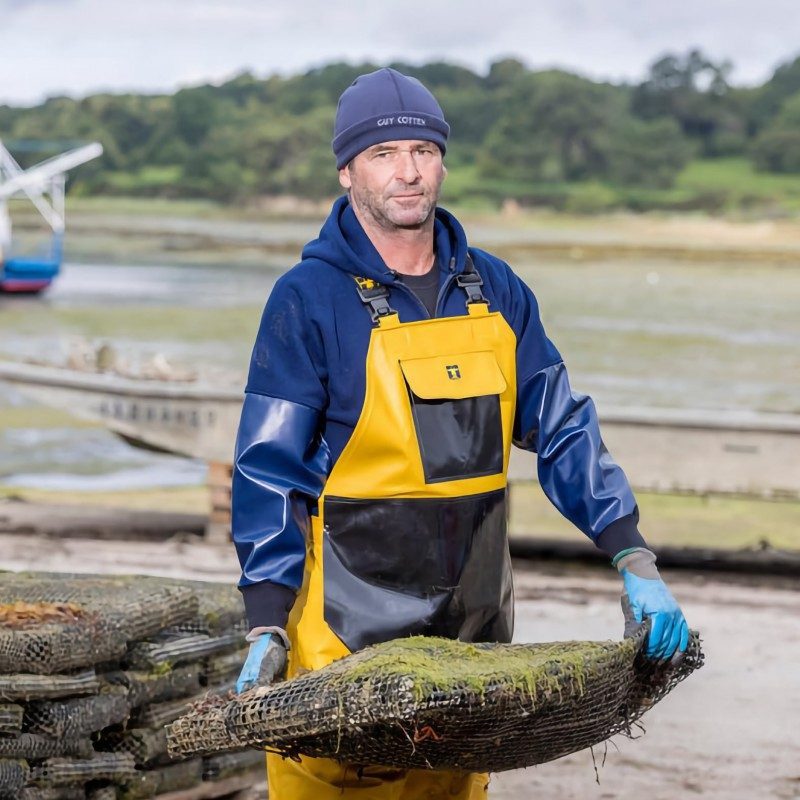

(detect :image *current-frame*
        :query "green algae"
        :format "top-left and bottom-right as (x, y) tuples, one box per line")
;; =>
(322, 636), (637, 711)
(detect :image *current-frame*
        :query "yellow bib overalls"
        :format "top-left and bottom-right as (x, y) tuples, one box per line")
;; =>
(267, 262), (518, 799)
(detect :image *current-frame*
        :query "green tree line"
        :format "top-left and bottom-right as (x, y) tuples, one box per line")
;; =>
(1, 49), (800, 209)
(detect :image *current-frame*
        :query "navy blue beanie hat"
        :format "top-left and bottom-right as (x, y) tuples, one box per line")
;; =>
(332, 68), (449, 169)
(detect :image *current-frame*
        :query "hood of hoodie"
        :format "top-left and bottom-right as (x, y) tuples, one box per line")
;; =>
(301, 195), (470, 284)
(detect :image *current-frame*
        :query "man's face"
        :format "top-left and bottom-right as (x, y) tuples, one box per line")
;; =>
(339, 139), (446, 231)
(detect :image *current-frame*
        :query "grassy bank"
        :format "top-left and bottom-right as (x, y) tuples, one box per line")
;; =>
(510, 482), (800, 552)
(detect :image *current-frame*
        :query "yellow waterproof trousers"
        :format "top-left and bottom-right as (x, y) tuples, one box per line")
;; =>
(267, 753), (489, 798)
(267, 291), (518, 799)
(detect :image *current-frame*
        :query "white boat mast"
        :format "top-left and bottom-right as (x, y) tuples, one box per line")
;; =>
(0, 140), (103, 255)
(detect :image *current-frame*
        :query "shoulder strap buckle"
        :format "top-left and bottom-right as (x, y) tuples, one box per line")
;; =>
(455, 254), (488, 306)
(352, 276), (398, 324)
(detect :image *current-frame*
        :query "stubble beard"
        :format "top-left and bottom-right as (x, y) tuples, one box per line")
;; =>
(351, 182), (440, 233)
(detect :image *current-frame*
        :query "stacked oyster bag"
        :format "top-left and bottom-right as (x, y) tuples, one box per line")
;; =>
(167, 622), (703, 773)
(0, 573), (262, 799)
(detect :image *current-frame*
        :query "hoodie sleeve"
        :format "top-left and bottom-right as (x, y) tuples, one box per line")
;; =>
(498, 261), (648, 558)
(232, 274), (331, 630)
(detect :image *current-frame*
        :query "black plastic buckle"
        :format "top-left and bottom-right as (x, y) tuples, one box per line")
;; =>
(456, 270), (488, 305)
(352, 276), (398, 324)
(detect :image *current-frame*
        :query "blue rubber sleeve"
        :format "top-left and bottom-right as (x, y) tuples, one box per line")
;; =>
(232, 391), (330, 629)
(513, 361), (647, 556)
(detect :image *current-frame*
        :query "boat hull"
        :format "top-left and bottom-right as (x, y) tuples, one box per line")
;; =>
(0, 278), (52, 293)
(0, 256), (59, 294)
(0, 361), (242, 463)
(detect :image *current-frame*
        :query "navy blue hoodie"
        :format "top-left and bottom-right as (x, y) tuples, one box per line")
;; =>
(232, 196), (646, 629)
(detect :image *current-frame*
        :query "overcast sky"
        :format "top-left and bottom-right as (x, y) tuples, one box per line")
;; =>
(2, 0), (799, 106)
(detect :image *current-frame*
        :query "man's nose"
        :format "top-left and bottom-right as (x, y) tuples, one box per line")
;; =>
(395, 151), (421, 182)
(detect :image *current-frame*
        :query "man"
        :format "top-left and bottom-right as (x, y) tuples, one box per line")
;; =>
(232, 67), (689, 799)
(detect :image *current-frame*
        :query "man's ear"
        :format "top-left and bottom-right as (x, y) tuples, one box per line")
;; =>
(339, 166), (352, 190)
(442, 164), (448, 180)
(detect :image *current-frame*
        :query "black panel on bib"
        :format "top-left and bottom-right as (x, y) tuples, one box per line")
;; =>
(409, 391), (503, 483)
(322, 489), (513, 652)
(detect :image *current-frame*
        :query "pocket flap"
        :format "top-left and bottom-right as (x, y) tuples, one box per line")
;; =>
(399, 350), (507, 400)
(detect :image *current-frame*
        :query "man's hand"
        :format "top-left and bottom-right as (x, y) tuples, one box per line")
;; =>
(617, 549), (689, 661)
(235, 632), (288, 694)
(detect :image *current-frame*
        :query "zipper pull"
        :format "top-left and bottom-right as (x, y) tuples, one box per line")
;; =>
(448, 257), (456, 272)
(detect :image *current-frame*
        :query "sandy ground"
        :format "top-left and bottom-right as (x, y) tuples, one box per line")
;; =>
(494, 569), (800, 800)
(1, 530), (798, 800)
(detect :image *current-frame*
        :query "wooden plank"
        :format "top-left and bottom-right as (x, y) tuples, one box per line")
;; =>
(0, 500), (206, 540)
(207, 461), (233, 487)
(207, 460), (232, 541)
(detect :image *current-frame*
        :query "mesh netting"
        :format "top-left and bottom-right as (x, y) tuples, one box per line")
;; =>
(0, 572), (251, 798)
(0, 702), (23, 735)
(0, 574), (198, 670)
(28, 753), (138, 787)
(202, 650), (248, 687)
(102, 664), (201, 708)
(0, 602), (126, 675)
(116, 769), (161, 800)
(99, 727), (168, 766)
(0, 670), (99, 702)
(167, 630), (703, 772)
(0, 733), (93, 760)
(24, 688), (130, 739)
(125, 631), (242, 671)
(133, 694), (201, 731)
(150, 759), (204, 794)
(87, 787), (117, 800)
(133, 683), (232, 730)
(202, 750), (265, 781)
(160, 580), (247, 637)
(19, 789), (86, 800)
(0, 758), (29, 798)
(114, 758), (204, 800)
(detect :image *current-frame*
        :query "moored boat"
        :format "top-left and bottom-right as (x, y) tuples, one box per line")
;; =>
(0, 140), (102, 293)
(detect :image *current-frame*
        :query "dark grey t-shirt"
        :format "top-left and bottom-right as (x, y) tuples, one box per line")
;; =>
(396, 259), (439, 318)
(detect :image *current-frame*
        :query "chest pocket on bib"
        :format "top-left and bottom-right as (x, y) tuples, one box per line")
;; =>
(400, 350), (506, 483)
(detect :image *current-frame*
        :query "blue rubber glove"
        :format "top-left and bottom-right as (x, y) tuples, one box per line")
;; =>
(235, 632), (287, 694)
(617, 549), (689, 661)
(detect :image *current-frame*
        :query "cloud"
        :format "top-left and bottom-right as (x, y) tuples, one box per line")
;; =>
(0, 0), (797, 105)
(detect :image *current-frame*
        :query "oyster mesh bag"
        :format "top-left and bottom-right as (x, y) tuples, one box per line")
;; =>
(28, 752), (138, 787)
(0, 703), (23, 735)
(0, 732), (93, 760)
(0, 758), (30, 798)
(0, 670), (99, 702)
(168, 627), (703, 773)
(0, 572), (252, 798)
(19, 788), (85, 800)
(23, 689), (130, 739)
(0, 574), (199, 675)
